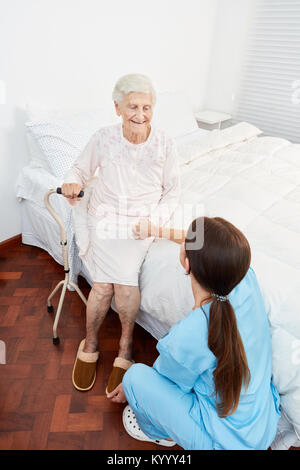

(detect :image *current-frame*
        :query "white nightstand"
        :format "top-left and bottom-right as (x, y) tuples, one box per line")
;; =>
(194, 110), (232, 130)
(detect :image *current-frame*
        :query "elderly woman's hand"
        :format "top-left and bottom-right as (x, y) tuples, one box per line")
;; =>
(132, 218), (158, 239)
(61, 182), (83, 206)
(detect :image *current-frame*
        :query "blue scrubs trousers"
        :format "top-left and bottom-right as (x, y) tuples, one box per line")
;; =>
(122, 363), (214, 450)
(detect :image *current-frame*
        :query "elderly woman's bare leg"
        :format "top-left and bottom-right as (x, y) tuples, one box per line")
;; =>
(83, 282), (114, 353)
(113, 284), (141, 360)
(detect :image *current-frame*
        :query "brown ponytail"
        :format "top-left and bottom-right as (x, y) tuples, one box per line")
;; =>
(185, 217), (251, 418)
(208, 299), (250, 417)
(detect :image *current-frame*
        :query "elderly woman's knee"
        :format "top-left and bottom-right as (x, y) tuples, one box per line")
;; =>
(114, 284), (135, 297)
(114, 284), (138, 308)
(114, 285), (139, 320)
(92, 282), (114, 298)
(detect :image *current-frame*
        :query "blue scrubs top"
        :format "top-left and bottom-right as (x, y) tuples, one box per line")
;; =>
(153, 267), (281, 450)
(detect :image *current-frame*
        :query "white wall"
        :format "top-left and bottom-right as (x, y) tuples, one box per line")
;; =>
(0, 0), (219, 242)
(204, 0), (258, 115)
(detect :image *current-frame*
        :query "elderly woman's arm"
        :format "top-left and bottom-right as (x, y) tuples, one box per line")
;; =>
(155, 226), (187, 244)
(133, 220), (186, 244)
(62, 132), (101, 203)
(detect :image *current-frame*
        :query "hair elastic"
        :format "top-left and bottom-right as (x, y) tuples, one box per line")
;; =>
(212, 294), (229, 302)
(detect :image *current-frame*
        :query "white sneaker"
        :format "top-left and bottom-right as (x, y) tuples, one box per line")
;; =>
(122, 405), (176, 447)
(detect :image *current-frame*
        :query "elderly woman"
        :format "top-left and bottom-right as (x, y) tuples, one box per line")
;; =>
(62, 74), (181, 396)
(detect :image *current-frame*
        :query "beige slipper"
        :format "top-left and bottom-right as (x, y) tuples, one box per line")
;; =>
(72, 339), (99, 391)
(106, 357), (134, 395)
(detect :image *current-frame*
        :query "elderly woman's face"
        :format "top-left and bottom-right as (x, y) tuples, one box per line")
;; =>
(114, 92), (153, 134)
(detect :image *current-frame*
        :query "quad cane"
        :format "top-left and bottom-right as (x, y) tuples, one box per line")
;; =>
(44, 188), (87, 344)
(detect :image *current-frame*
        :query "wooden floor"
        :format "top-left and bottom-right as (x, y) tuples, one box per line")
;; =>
(0, 240), (182, 450)
(1, 241), (299, 452)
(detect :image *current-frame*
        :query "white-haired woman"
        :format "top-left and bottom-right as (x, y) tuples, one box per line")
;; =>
(62, 74), (181, 398)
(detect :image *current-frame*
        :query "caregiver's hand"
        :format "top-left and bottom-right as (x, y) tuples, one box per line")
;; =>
(106, 383), (127, 404)
(61, 182), (83, 206)
(132, 218), (158, 239)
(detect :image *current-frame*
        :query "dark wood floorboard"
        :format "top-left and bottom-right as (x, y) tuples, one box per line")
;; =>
(0, 241), (182, 450)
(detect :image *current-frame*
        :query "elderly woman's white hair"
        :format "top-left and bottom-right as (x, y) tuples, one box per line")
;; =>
(112, 73), (156, 106)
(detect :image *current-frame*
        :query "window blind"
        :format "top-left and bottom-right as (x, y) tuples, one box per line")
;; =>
(233, 0), (300, 143)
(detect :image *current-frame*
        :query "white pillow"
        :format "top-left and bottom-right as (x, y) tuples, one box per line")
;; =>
(152, 90), (198, 138)
(25, 107), (119, 178)
(25, 130), (52, 171)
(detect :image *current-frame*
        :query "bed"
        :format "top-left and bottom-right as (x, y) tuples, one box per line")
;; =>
(15, 92), (300, 449)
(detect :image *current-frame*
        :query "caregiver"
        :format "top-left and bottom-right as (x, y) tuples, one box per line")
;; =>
(111, 217), (281, 450)
(61, 74), (180, 394)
